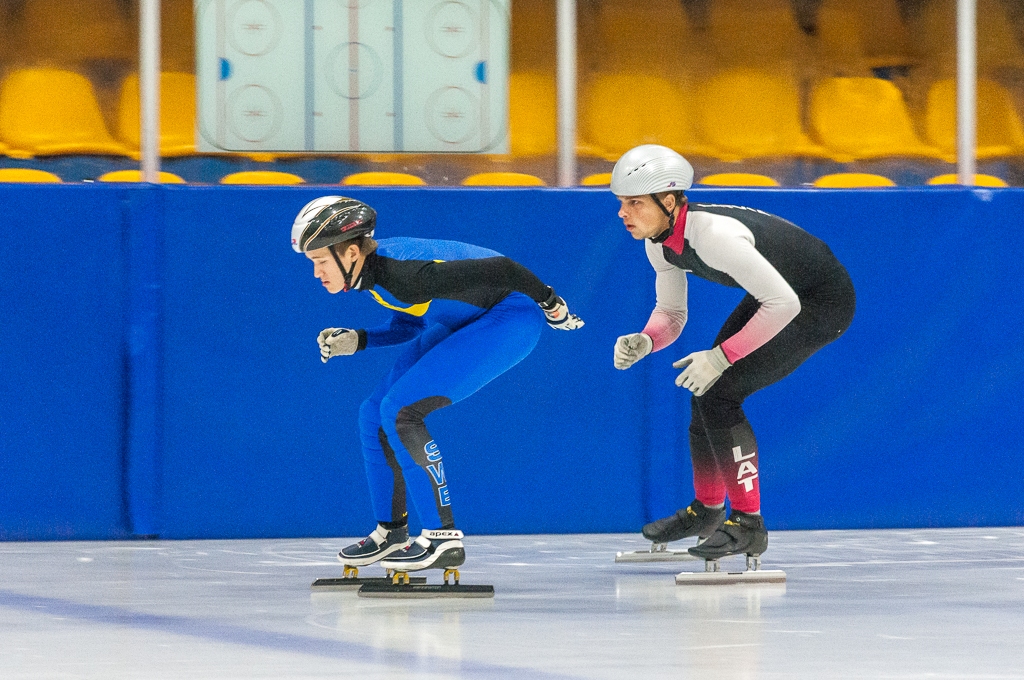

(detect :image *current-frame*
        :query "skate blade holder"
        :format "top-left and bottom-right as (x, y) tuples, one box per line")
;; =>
(311, 566), (426, 590)
(357, 569), (495, 599)
(675, 555), (786, 586)
(615, 542), (701, 563)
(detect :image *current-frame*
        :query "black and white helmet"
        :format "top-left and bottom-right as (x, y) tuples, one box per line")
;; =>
(291, 196), (376, 253)
(610, 144), (694, 197)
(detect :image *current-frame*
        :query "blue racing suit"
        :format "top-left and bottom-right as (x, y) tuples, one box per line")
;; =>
(347, 237), (551, 530)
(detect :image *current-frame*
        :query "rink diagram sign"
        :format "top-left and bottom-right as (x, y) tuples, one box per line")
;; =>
(195, 0), (510, 153)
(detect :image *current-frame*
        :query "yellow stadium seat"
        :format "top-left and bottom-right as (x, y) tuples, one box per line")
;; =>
(592, 0), (693, 73)
(810, 78), (943, 161)
(580, 173), (612, 186)
(511, 0), (556, 71)
(816, 0), (913, 73)
(698, 173), (780, 187)
(16, 0), (135, 62)
(582, 73), (715, 161)
(708, 0), (807, 67)
(98, 170), (186, 183)
(342, 172), (426, 186)
(815, 2), (866, 73)
(696, 69), (829, 161)
(927, 173), (1009, 187)
(220, 171), (305, 185)
(0, 69), (128, 158)
(509, 71), (556, 157)
(162, 0), (195, 72)
(461, 172), (546, 186)
(117, 73), (197, 158)
(924, 79), (1024, 161)
(0, 168), (62, 183)
(813, 173), (896, 187)
(0, 4), (11, 63)
(917, 0), (1024, 76)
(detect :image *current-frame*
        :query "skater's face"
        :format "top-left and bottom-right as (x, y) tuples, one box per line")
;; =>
(306, 243), (360, 294)
(617, 194), (676, 240)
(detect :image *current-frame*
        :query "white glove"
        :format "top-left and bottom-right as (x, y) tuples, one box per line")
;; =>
(539, 291), (585, 330)
(613, 333), (653, 370)
(318, 328), (360, 363)
(673, 346), (731, 396)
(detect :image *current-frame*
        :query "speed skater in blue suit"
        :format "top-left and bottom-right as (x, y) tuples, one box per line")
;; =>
(291, 196), (584, 575)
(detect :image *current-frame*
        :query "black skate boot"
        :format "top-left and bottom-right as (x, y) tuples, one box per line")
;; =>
(338, 524), (412, 567)
(642, 500), (727, 544)
(687, 510), (768, 561)
(379, 528), (466, 572)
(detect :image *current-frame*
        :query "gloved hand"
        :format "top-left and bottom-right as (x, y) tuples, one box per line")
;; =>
(673, 346), (731, 396)
(318, 328), (360, 363)
(613, 333), (653, 370)
(539, 289), (585, 330)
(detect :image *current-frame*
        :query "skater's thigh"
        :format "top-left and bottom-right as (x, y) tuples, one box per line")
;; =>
(364, 324), (454, 409)
(384, 295), (543, 409)
(711, 314), (828, 404)
(713, 295), (760, 348)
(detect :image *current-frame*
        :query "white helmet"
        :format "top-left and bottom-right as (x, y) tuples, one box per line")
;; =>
(292, 196), (343, 253)
(610, 144), (694, 197)
(291, 195), (375, 253)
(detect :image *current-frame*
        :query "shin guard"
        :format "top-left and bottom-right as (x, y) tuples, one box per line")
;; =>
(689, 428), (727, 507)
(705, 422), (760, 514)
(394, 396), (455, 529)
(379, 428), (408, 525)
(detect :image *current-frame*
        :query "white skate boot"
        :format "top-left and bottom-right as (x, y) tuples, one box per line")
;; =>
(311, 524), (424, 590)
(359, 529), (494, 599)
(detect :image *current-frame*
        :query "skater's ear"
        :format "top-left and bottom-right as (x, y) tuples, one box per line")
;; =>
(334, 242), (362, 262)
(357, 236), (378, 255)
(654, 190), (686, 212)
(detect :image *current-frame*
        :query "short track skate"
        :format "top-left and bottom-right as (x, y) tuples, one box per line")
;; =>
(311, 565), (426, 590)
(615, 539), (704, 563)
(675, 510), (785, 584)
(618, 501), (726, 562)
(675, 553), (786, 585)
(357, 568), (494, 599)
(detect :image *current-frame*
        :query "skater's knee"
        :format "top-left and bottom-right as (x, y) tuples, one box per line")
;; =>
(694, 394), (746, 430)
(358, 398), (382, 432)
(392, 396), (453, 439)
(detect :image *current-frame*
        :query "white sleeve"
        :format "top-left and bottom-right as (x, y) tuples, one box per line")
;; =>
(643, 239), (688, 351)
(689, 214), (800, 362)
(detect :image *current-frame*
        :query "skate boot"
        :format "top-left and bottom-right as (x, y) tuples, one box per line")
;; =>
(311, 525), (424, 589)
(687, 510), (768, 561)
(338, 524), (412, 568)
(379, 528), (466, 572)
(642, 500), (727, 544)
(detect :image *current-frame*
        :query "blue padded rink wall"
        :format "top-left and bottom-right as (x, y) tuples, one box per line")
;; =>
(1, 184), (1023, 678)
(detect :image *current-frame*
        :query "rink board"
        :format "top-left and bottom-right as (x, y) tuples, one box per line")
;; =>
(2, 185), (1024, 539)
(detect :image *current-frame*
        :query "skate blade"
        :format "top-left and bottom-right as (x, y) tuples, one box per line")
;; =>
(615, 550), (700, 563)
(311, 576), (427, 590)
(674, 569), (787, 586)
(357, 583), (495, 599)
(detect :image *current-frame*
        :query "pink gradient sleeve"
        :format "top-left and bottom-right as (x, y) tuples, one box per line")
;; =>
(642, 309), (686, 352)
(687, 213), (802, 364)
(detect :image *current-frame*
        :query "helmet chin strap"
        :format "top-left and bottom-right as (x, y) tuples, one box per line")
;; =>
(330, 244), (361, 292)
(650, 193), (677, 242)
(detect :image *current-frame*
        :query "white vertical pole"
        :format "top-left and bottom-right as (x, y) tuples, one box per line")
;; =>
(956, 0), (977, 185)
(556, 0), (577, 187)
(140, 0), (161, 183)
